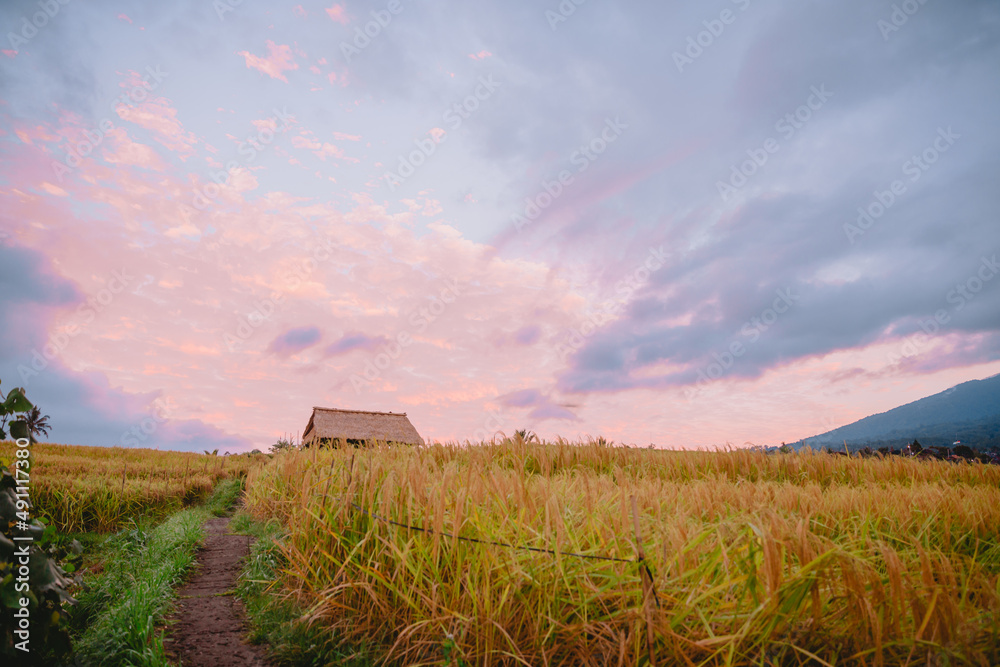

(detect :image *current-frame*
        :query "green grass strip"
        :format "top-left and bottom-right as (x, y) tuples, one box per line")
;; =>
(205, 477), (244, 517)
(230, 512), (376, 667)
(71, 479), (243, 667)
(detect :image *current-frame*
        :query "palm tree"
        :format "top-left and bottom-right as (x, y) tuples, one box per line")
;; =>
(24, 406), (51, 440)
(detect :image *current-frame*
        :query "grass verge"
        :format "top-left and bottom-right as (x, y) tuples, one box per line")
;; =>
(205, 476), (244, 516)
(229, 512), (374, 666)
(69, 478), (244, 666)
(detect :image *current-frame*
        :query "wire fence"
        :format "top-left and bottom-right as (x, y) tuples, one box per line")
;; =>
(346, 499), (662, 608)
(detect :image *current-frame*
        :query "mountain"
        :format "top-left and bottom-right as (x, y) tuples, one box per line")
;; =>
(794, 374), (1000, 451)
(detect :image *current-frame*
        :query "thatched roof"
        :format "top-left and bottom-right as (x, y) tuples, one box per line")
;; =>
(301, 407), (424, 446)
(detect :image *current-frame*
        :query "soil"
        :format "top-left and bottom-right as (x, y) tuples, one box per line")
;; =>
(164, 516), (271, 666)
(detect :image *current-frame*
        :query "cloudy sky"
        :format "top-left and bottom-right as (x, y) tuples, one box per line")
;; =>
(1, 0), (999, 452)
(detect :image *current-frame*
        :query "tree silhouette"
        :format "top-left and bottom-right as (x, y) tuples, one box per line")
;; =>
(24, 405), (51, 440)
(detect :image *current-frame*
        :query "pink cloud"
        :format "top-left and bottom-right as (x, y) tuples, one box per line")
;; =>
(113, 71), (199, 159)
(2, 50), (17, 59)
(102, 128), (169, 170)
(236, 41), (299, 83)
(401, 197), (443, 217)
(9, 97), (997, 450)
(291, 131), (346, 161)
(291, 133), (321, 150)
(293, 4), (307, 17)
(118, 13), (133, 24)
(39, 182), (69, 197)
(251, 117), (280, 133)
(325, 4), (349, 24)
(469, 50), (493, 60)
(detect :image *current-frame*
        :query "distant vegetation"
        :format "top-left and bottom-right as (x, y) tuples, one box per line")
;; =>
(0, 441), (262, 533)
(241, 437), (1000, 666)
(269, 435), (298, 454)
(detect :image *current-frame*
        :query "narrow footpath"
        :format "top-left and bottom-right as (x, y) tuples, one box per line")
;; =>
(165, 516), (271, 667)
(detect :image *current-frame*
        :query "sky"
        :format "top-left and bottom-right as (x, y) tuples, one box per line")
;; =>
(1, 0), (999, 453)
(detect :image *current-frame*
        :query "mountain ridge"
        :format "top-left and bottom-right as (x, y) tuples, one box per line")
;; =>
(794, 373), (1000, 450)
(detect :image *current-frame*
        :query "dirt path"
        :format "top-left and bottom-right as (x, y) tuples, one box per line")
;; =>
(165, 516), (270, 666)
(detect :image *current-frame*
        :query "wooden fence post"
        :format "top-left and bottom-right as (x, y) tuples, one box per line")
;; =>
(319, 452), (338, 519)
(631, 495), (657, 667)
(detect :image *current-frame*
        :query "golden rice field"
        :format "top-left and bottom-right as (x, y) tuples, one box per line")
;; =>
(244, 439), (1000, 667)
(0, 441), (261, 533)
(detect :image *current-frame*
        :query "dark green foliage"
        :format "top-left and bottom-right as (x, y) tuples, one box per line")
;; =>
(269, 436), (297, 454)
(0, 381), (77, 665)
(0, 381), (34, 441)
(953, 444), (976, 459)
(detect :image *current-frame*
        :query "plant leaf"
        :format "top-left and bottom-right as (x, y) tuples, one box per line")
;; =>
(9, 420), (29, 441)
(2, 388), (33, 414)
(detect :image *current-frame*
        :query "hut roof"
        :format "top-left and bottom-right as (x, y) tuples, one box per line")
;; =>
(302, 407), (424, 446)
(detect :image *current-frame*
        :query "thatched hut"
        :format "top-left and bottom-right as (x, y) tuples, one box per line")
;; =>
(301, 407), (424, 447)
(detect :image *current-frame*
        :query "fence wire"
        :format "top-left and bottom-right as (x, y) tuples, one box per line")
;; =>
(346, 500), (662, 608)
